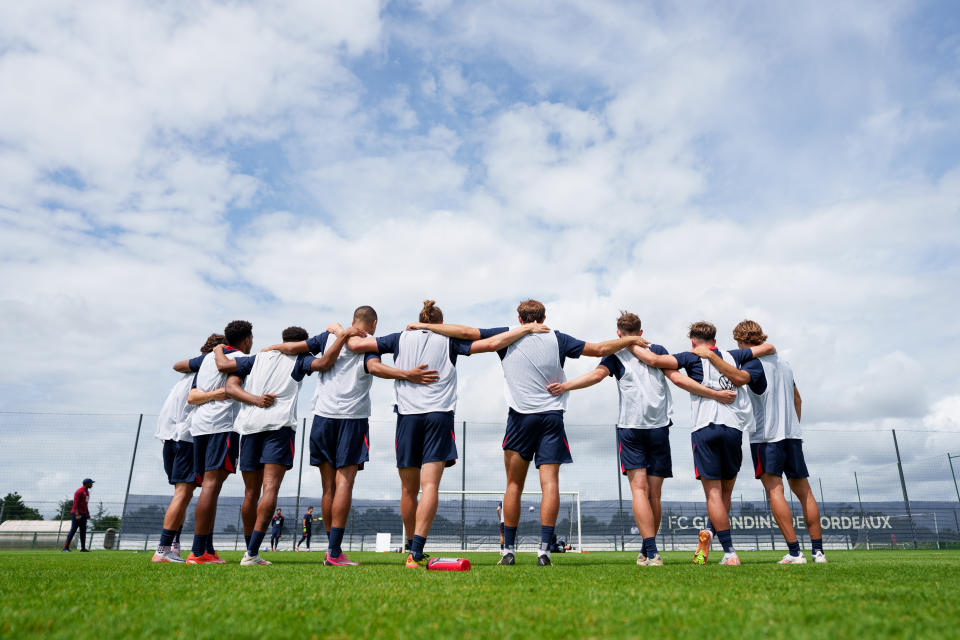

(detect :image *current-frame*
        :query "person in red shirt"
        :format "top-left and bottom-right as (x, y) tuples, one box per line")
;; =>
(62, 479), (93, 552)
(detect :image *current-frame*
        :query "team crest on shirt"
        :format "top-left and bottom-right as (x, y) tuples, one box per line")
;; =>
(717, 375), (734, 391)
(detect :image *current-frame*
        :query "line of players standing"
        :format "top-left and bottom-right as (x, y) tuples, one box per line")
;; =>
(151, 298), (825, 567)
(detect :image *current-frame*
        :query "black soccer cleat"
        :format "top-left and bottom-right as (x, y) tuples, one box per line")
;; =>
(497, 552), (515, 566)
(537, 553), (552, 567)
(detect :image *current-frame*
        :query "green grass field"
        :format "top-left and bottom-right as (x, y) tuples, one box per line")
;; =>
(1, 549), (958, 639)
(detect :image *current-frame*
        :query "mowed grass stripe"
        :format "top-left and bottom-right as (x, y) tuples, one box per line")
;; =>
(1, 550), (958, 639)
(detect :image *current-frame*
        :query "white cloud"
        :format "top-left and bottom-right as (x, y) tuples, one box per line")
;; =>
(923, 396), (960, 431)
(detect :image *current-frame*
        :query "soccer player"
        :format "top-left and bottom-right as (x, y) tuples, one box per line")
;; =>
(269, 509), (284, 552)
(62, 479), (93, 552)
(410, 299), (649, 567)
(693, 320), (825, 564)
(546, 311), (737, 566)
(296, 506), (320, 551)
(631, 321), (772, 566)
(348, 300), (551, 568)
(185, 320), (273, 565)
(262, 305), (441, 567)
(151, 333), (227, 563)
(217, 325), (363, 566)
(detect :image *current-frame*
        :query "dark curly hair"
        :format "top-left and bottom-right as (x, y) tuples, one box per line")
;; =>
(282, 326), (309, 342)
(224, 320), (253, 347)
(200, 333), (226, 353)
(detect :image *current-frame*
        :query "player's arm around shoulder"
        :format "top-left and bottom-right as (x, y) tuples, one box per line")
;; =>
(470, 323), (548, 354)
(261, 340), (309, 355)
(664, 369), (736, 403)
(629, 344), (678, 369)
(750, 343), (776, 358)
(547, 365), (609, 396)
(186, 388), (228, 405)
(311, 326), (367, 372)
(582, 335), (649, 358)
(366, 356), (439, 385)
(212, 344), (240, 373)
(690, 346), (752, 386)
(406, 322), (482, 341)
(224, 374), (276, 408)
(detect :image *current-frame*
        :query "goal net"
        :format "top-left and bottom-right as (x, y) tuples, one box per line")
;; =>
(403, 490), (582, 553)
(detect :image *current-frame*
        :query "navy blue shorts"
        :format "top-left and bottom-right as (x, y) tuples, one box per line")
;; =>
(502, 409), (572, 468)
(395, 412), (457, 469)
(163, 439), (201, 486)
(193, 431), (239, 476)
(239, 427), (296, 472)
(617, 424), (672, 477)
(691, 423), (742, 480)
(310, 416), (370, 470)
(751, 439), (809, 479)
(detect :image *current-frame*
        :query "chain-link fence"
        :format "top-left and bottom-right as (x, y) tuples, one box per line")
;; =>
(2, 411), (959, 551)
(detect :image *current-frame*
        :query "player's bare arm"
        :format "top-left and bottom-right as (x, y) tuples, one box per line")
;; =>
(345, 335), (380, 353)
(689, 344), (775, 386)
(224, 375), (277, 408)
(366, 358), (440, 385)
(794, 384), (802, 421)
(261, 340), (308, 355)
(663, 369), (737, 404)
(629, 345), (678, 369)
(263, 324), (367, 355)
(470, 323), (550, 354)
(405, 322), (482, 341)
(581, 335), (650, 358)
(212, 344), (239, 373)
(172, 359), (193, 373)
(186, 387), (228, 406)
(309, 326), (366, 373)
(546, 365), (609, 396)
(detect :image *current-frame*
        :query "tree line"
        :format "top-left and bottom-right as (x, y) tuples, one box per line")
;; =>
(1, 492), (121, 529)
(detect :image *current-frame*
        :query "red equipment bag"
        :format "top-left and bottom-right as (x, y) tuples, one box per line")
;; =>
(426, 557), (471, 571)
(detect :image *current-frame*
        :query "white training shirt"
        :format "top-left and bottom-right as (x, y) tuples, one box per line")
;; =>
(233, 351), (314, 435)
(378, 330), (462, 414)
(155, 374), (197, 443)
(500, 330), (567, 413)
(748, 354), (800, 443)
(189, 348), (245, 437)
(688, 350), (756, 433)
(609, 348), (673, 429)
(311, 333), (376, 420)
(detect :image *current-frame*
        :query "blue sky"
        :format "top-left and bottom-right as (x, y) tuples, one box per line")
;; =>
(2, 0), (960, 503)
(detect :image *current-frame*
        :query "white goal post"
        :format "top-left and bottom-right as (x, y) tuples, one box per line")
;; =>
(405, 490), (582, 553)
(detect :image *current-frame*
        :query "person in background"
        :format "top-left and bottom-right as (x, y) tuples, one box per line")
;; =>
(269, 509), (285, 552)
(296, 506), (321, 551)
(63, 479), (93, 552)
